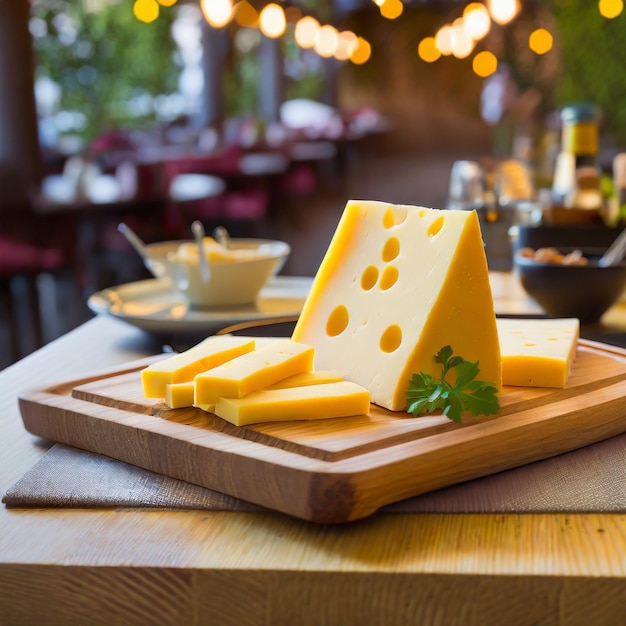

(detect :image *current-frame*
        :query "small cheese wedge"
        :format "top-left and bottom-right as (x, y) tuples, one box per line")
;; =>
(292, 200), (501, 410)
(165, 381), (195, 409)
(141, 336), (255, 398)
(214, 381), (371, 426)
(497, 317), (580, 388)
(194, 339), (315, 406)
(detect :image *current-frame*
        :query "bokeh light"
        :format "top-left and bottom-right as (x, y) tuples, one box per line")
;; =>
(379, 0), (404, 20)
(157, 0), (178, 7)
(418, 37), (441, 63)
(294, 16), (319, 49)
(233, 1), (258, 28)
(134, 0), (159, 23)
(451, 19), (474, 58)
(335, 31), (358, 61)
(350, 37), (371, 65)
(259, 3), (286, 38)
(435, 24), (453, 56)
(200, 0), (234, 28)
(528, 28), (553, 55)
(314, 24), (339, 58)
(487, 0), (520, 26)
(472, 50), (498, 77)
(463, 3), (491, 40)
(599, 0), (624, 18)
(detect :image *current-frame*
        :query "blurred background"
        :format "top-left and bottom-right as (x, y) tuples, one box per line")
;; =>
(2, 0), (626, 367)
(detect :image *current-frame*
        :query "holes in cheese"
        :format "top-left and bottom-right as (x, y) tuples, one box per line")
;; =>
(214, 381), (371, 427)
(497, 317), (580, 388)
(379, 266), (399, 290)
(292, 200), (501, 411)
(382, 205), (408, 228)
(427, 214), (445, 237)
(326, 305), (349, 337)
(361, 266), (378, 290)
(382, 237), (400, 262)
(141, 336), (256, 398)
(194, 339), (314, 406)
(380, 324), (402, 353)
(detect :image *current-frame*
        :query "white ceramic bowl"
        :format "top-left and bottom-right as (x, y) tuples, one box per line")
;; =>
(144, 238), (290, 308)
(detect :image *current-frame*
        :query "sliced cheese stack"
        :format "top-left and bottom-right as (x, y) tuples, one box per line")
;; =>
(141, 336), (370, 426)
(141, 336), (255, 399)
(292, 199), (502, 411)
(497, 317), (580, 388)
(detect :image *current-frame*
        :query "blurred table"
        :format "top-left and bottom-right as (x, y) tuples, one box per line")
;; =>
(1, 272), (626, 625)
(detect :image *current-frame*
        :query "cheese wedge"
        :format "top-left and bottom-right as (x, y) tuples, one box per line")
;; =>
(292, 200), (502, 410)
(194, 339), (315, 406)
(141, 336), (255, 398)
(214, 381), (371, 426)
(497, 317), (580, 388)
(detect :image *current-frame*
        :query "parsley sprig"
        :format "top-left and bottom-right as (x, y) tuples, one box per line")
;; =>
(406, 345), (499, 423)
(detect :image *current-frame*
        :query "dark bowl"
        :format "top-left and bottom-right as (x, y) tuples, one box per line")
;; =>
(514, 247), (626, 323)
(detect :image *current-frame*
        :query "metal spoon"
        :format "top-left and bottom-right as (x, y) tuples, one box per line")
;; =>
(191, 220), (211, 283)
(599, 227), (626, 267)
(213, 225), (231, 249)
(118, 222), (148, 260)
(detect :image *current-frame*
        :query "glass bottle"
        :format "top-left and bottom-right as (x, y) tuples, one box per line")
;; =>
(552, 103), (602, 211)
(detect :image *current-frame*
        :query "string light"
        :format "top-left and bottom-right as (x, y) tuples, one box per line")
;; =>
(528, 28), (553, 55)
(233, 1), (258, 28)
(314, 25), (339, 58)
(200, 0), (234, 29)
(486, 0), (520, 26)
(472, 50), (498, 77)
(463, 3), (491, 40)
(294, 16), (320, 49)
(259, 3), (286, 38)
(379, 0), (404, 20)
(134, 0), (159, 23)
(599, 0), (624, 18)
(418, 37), (441, 63)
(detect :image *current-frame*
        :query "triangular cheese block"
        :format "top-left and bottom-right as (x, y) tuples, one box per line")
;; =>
(292, 200), (502, 411)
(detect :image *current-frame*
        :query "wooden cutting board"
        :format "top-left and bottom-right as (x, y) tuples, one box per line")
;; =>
(18, 339), (626, 523)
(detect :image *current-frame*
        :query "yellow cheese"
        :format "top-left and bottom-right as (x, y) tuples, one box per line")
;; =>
(292, 200), (501, 411)
(194, 339), (315, 406)
(214, 381), (371, 426)
(141, 336), (255, 398)
(266, 370), (343, 389)
(497, 317), (580, 388)
(164, 381), (195, 409)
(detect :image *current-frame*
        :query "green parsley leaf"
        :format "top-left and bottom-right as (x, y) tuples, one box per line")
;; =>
(406, 346), (500, 422)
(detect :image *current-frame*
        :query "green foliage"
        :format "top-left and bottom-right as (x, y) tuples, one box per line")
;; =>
(550, 0), (626, 143)
(32, 0), (178, 139)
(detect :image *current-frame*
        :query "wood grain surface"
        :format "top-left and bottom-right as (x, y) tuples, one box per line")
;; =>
(3, 274), (626, 625)
(18, 339), (626, 523)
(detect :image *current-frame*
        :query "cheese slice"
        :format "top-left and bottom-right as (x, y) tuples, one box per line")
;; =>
(194, 339), (315, 406)
(164, 381), (195, 409)
(192, 371), (342, 413)
(497, 317), (580, 388)
(266, 370), (343, 390)
(214, 381), (371, 426)
(292, 200), (501, 411)
(141, 336), (255, 398)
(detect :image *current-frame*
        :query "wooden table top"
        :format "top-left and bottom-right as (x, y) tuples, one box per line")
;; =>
(1, 272), (625, 625)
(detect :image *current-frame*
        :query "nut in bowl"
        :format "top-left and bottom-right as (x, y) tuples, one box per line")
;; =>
(514, 246), (626, 323)
(144, 237), (290, 308)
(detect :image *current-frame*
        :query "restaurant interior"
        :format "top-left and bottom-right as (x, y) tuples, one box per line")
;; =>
(3, 2), (626, 623)
(2, 0), (625, 368)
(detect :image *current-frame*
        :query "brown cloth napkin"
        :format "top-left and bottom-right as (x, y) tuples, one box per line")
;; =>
(4, 434), (626, 514)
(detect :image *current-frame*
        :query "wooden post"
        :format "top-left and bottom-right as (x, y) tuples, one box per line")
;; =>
(197, 21), (229, 131)
(0, 0), (41, 204)
(257, 35), (283, 125)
